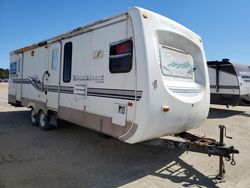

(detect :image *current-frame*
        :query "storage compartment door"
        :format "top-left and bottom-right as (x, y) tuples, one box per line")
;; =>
(112, 103), (127, 126)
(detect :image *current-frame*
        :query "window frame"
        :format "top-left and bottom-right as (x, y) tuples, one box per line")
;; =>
(109, 39), (133, 74)
(159, 45), (194, 80)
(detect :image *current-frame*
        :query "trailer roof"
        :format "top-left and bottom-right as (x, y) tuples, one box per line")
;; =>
(208, 59), (250, 74)
(207, 60), (232, 66)
(208, 59), (249, 68)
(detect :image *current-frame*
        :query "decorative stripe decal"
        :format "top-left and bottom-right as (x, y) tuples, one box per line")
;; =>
(87, 88), (142, 101)
(87, 92), (141, 101)
(12, 78), (142, 101)
(210, 85), (240, 89)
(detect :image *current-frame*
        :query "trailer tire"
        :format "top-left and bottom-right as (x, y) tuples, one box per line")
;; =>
(30, 107), (38, 126)
(38, 110), (51, 131)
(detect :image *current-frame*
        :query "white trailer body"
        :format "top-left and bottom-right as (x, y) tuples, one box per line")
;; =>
(8, 7), (210, 144)
(208, 59), (250, 106)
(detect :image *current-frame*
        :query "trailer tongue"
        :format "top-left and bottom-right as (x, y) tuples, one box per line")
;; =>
(143, 125), (239, 180)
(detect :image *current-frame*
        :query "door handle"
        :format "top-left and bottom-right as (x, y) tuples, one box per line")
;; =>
(42, 70), (49, 94)
(46, 71), (50, 77)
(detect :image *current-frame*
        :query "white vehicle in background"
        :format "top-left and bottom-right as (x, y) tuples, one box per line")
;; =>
(8, 7), (210, 144)
(207, 59), (250, 106)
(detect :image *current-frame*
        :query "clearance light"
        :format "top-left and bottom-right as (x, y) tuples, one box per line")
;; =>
(162, 106), (170, 112)
(143, 13), (148, 19)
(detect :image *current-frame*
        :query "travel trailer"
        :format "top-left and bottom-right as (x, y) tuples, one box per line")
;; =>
(207, 59), (250, 106)
(8, 7), (210, 144)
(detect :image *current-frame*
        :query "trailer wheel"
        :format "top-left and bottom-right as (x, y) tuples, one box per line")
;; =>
(38, 110), (51, 131)
(30, 107), (38, 126)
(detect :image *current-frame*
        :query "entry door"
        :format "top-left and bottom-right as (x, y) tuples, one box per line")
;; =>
(46, 42), (61, 110)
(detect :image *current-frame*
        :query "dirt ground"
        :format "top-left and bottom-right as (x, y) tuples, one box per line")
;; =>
(0, 83), (250, 188)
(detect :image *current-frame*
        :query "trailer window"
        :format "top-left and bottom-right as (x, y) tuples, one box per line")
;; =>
(63, 42), (72, 82)
(109, 39), (133, 73)
(51, 49), (58, 70)
(160, 46), (194, 79)
(17, 58), (21, 72)
(10, 62), (17, 74)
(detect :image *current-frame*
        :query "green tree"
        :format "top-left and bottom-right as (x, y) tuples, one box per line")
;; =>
(0, 68), (9, 79)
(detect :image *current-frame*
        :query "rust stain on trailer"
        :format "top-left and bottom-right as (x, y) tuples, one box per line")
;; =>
(13, 41), (47, 54)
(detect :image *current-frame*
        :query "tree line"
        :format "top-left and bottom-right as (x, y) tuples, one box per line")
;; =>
(0, 68), (9, 79)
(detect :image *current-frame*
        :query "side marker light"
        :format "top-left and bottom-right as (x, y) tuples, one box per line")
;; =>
(162, 106), (170, 112)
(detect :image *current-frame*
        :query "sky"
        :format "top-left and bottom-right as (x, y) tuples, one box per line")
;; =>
(0, 0), (250, 69)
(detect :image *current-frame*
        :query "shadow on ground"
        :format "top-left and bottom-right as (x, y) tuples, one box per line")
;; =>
(0, 110), (219, 188)
(208, 107), (245, 119)
(236, 111), (250, 118)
